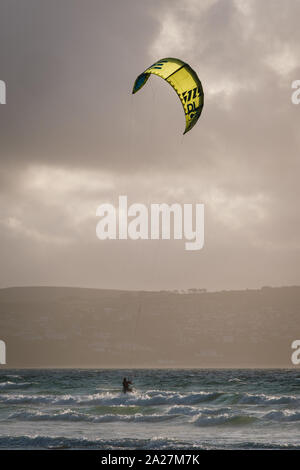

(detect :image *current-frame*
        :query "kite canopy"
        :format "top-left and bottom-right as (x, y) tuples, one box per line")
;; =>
(132, 58), (204, 134)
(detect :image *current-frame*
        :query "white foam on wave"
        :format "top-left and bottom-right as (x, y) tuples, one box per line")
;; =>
(263, 409), (300, 422)
(166, 405), (232, 417)
(0, 382), (33, 389)
(8, 408), (177, 424)
(1, 389), (299, 412)
(192, 412), (257, 427)
(0, 434), (198, 450)
(238, 393), (299, 406)
(0, 390), (222, 407)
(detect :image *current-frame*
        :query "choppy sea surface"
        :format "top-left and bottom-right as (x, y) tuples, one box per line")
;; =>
(0, 369), (299, 449)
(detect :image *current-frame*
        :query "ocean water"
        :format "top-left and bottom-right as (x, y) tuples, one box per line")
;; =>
(0, 369), (299, 449)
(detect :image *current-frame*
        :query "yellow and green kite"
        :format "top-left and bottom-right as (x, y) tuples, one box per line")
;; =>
(132, 58), (204, 135)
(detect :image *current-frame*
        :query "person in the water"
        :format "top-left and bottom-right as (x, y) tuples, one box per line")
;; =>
(122, 377), (132, 393)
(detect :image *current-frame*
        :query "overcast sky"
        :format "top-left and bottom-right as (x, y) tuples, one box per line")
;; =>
(0, 0), (299, 291)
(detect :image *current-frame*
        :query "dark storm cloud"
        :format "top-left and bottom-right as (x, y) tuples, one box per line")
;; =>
(0, 0), (299, 290)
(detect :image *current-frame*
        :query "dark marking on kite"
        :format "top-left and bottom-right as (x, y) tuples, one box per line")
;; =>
(182, 87), (202, 103)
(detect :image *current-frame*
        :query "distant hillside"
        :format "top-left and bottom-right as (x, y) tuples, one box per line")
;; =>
(0, 286), (299, 368)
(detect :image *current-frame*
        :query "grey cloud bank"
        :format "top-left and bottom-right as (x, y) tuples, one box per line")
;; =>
(0, 0), (299, 290)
